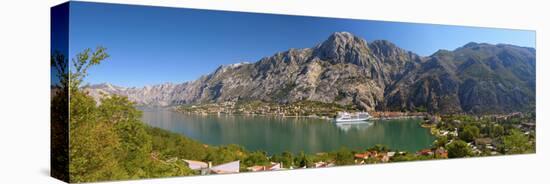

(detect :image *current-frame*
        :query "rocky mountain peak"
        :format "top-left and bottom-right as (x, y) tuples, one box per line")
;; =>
(89, 82), (120, 90)
(462, 42), (480, 48)
(85, 32), (535, 114)
(320, 32), (368, 49)
(326, 32), (357, 43)
(313, 32), (371, 66)
(368, 40), (406, 58)
(456, 42), (501, 54)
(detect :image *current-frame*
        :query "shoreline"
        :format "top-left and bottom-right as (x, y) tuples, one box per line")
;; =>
(172, 109), (426, 121)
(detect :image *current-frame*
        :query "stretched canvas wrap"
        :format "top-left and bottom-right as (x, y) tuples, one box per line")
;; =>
(51, 1), (536, 183)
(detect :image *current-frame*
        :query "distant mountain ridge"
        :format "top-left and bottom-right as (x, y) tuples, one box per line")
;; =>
(85, 32), (536, 114)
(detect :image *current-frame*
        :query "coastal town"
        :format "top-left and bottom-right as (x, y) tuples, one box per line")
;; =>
(176, 100), (426, 120)
(177, 100), (348, 119)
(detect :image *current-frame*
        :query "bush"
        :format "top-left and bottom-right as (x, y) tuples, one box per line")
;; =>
(460, 125), (480, 142)
(446, 140), (473, 158)
(503, 129), (533, 154)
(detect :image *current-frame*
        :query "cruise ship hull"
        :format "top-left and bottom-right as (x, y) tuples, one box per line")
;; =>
(334, 112), (371, 123)
(334, 118), (369, 124)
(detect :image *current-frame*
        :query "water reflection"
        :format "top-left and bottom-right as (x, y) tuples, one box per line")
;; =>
(335, 121), (374, 132)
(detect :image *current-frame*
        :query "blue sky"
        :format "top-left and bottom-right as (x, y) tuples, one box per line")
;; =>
(68, 2), (535, 87)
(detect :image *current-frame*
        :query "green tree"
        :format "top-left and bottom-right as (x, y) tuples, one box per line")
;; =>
(69, 91), (128, 182)
(243, 151), (269, 166)
(368, 144), (389, 152)
(390, 153), (416, 162)
(335, 147), (354, 165)
(206, 145), (246, 166)
(271, 151), (294, 168)
(503, 129), (533, 154)
(66, 47), (137, 182)
(146, 158), (193, 178)
(69, 47), (109, 90)
(146, 126), (209, 161)
(51, 51), (70, 181)
(460, 125), (480, 142)
(295, 152), (313, 168)
(491, 124), (505, 138)
(243, 151), (270, 167)
(51, 50), (70, 89)
(67, 47), (196, 181)
(100, 96), (153, 178)
(446, 140), (473, 158)
(433, 136), (448, 148)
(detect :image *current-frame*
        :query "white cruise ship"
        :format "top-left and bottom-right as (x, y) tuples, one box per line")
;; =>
(335, 112), (371, 123)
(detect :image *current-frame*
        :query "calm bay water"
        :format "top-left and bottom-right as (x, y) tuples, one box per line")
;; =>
(140, 108), (434, 154)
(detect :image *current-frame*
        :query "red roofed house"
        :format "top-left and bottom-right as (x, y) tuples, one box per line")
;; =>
(417, 149), (434, 156)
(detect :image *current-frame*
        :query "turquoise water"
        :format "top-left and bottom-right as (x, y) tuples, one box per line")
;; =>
(140, 108), (435, 154)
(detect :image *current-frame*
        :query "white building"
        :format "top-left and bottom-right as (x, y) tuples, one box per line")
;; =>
(210, 160), (240, 174)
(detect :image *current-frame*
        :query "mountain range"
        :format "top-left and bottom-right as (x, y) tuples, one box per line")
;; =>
(85, 32), (536, 114)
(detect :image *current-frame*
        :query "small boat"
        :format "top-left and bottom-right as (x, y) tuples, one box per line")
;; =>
(335, 111), (371, 123)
